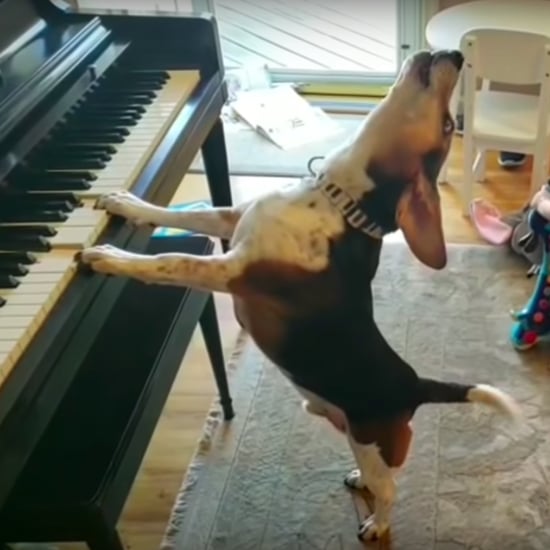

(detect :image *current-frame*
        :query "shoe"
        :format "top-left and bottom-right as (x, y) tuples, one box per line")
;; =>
(470, 198), (512, 245)
(498, 152), (526, 169)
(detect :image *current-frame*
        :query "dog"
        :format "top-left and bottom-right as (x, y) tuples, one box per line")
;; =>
(78, 49), (521, 543)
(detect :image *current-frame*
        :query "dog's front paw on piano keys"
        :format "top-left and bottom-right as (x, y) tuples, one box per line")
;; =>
(95, 190), (156, 227)
(76, 245), (130, 277)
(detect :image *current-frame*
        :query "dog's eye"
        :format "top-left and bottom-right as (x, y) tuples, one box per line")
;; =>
(443, 116), (454, 135)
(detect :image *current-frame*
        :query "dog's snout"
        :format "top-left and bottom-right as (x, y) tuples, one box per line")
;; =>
(433, 49), (464, 70)
(448, 50), (464, 70)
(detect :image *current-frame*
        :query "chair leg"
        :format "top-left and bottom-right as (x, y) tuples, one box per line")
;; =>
(473, 150), (486, 182)
(530, 148), (549, 197)
(200, 294), (235, 420)
(462, 138), (476, 216)
(87, 526), (125, 550)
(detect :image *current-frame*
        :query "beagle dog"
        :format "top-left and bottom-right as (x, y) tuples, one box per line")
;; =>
(78, 49), (521, 542)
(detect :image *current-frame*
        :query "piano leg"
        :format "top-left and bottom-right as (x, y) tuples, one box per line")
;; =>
(201, 118), (233, 252)
(200, 294), (235, 420)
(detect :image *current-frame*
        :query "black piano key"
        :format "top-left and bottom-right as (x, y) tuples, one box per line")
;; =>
(59, 124), (131, 138)
(86, 98), (154, 109)
(77, 110), (143, 123)
(92, 90), (158, 101)
(39, 143), (118, 156)
(0, 235), (51, 253)
(31, 157), (108, 171)
(78, 88), (156, 106)
(0, 275), (20, 289)
(0, 263), (29, 277)
(1, 196), (74, 213)
(76, 103), (147, 115)
(0, 209), (68, 224)
(26, 192), (83, 207)
(10, 176), (92, 192)
(11, 168), (97, 182)
(55, 132), (126, 144)
(68, 113), (140, 126)
(20, 192), (83, 212)
(0, 225), (57, 238)
(33, 149), (112, 163)
(0, 252), (37, 264)
(113, 70), (169, 82)
(54, 120), (131, 135)
(0, 296), (5, 307)
(98, 76), (168, 89)
(0, 67), (170, 232)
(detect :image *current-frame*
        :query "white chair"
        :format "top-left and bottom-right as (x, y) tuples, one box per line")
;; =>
(459, 28), (550, 215)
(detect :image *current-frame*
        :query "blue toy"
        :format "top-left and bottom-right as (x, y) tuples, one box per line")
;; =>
(510, 182), (550, 350)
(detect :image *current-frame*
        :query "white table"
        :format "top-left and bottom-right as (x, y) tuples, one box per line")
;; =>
(426, 0), (550, 51)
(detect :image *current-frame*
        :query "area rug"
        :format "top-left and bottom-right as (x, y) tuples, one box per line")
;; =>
(162, 242), (550, 550)
(189, 114), (365, 177)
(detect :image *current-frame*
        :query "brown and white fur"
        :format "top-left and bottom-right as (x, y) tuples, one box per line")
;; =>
(78, 50), (521, 543)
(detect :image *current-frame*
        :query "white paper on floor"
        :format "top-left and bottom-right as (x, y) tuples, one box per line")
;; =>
(229, 84), (344, 150)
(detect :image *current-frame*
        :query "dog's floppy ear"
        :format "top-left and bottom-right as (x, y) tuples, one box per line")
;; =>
(396, 170), (446, 270)
(365, 152), (447, 269)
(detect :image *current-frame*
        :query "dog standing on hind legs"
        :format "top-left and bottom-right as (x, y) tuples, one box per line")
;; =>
(78, 49), (522, 543)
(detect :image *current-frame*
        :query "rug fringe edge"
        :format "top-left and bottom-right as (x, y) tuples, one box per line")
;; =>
(159, 329), (249, 550)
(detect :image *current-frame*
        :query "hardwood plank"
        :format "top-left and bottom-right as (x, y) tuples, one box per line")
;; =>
(215, 4), (368, 71)
(250, 0), (395, 65)
(302, 0), (397, 38)
(219, 29), (287, 69)
(218, 0), (389, 71)
(54, 135), (538, 549)
(216, 17), (327, 69)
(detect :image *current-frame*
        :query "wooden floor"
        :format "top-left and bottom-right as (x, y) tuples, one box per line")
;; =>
(213, 0), (398, 73)
(59, 137), (532, 549)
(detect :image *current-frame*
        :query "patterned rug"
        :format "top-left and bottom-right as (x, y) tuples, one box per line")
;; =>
(162, 242), (550, 550)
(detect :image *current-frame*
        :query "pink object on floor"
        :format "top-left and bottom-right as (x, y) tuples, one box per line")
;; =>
(470, 198), (513, 245)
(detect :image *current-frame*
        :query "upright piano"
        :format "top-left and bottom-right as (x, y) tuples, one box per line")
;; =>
(0, 0), (234, 547)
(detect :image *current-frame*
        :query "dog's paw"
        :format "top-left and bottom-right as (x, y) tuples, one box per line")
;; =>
(77, 244), (128, 275)
(357, 515), (388, 543)
(95, 190), (154, 226)
(302, 399), (325, 416)
(344, 469), (367, 490)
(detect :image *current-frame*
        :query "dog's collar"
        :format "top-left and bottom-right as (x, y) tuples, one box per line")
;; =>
(319, 179), (384, 240)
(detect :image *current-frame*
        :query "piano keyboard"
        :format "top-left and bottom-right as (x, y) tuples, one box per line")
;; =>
(0, 68), (200, 383)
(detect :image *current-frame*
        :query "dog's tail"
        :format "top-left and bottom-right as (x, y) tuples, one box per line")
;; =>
(416, 378), (521, 420)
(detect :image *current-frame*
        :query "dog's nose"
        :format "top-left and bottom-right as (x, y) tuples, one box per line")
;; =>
(433, 49), (464, 70)
(448, 50), (464, 69)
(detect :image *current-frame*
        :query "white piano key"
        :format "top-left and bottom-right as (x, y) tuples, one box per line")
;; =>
(0, 69), (200, 387)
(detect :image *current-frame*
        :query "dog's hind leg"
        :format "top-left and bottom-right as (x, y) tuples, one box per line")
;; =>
(95, 190), (252, 239)
(346, 436), (396, 542)
(345, 416), (413, 542)
(77, 245), (246, 293)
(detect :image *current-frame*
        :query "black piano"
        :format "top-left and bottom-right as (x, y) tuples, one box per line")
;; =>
(0, 0), (235, 547)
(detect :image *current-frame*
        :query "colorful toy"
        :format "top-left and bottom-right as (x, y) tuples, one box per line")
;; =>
(510, 182), (550, 350)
